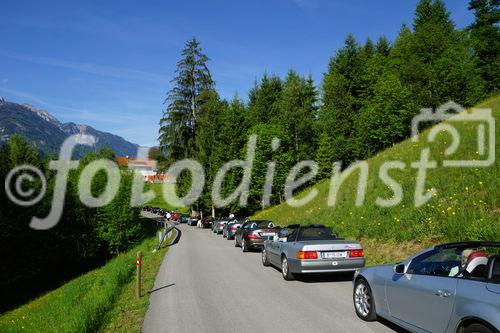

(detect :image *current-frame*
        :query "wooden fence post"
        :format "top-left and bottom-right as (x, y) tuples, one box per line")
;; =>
(136, 251), (142, 298)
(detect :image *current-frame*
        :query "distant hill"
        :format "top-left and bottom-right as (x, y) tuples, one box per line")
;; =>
(0, 97), (139, 157)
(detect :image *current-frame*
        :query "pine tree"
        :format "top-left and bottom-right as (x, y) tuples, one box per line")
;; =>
(195, 89), (227, 213)
(320, 34), (365, 164)
(277, 70), (318, 162)
(245, 124), (293, 212)
(159, 37), (214, 162)
(468, 0), (500, 93)
(315, 132), (335, 179)
(355, 72), (416, 156)
(375, 36), (391, 56)
(245, 74), (282, 128)
(390, 0), (485, 108)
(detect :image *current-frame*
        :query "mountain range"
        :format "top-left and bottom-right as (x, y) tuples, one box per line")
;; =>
(0, 97), (139, 157)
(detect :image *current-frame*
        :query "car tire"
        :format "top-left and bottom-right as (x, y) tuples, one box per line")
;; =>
(463, 323), (495, 333)
(242, 239), (248, 252)
(281, 256), (294, 280)
(262, 249), (270, 266)
(353, 278), (377, 321)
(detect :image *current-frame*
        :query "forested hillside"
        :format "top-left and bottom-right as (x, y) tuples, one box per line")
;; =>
(0, 136), (153, 311)
(254, 95), (500, 242)
(158, 0), (499, 218)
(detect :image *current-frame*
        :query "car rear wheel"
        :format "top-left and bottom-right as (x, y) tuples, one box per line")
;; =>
(262, 249), (270, 266)
(281, 256), (294, 280)
(354, 279), (377, 321)
(463, 323), (495, 333)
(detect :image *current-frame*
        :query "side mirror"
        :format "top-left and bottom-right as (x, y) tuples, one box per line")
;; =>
(393, 263), (406, 274)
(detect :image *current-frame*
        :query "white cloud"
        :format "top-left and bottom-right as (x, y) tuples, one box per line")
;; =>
(0, 51), (168, 84)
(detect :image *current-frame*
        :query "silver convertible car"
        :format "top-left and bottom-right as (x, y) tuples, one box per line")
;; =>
(262, 224), (365, 280)
(353, 242), (500, 333)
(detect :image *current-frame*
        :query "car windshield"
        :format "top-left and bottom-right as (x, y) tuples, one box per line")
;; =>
(297, 227), (337, 241)
(408, 245), (500, 279)
(249, 221), (274, 229)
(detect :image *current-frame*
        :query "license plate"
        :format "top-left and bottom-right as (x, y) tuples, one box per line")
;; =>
(322, 251), (347, 259)
(261, 232), (275, 237)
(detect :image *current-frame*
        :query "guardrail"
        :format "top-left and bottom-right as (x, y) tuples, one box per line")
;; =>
(156, 219), (177, 251)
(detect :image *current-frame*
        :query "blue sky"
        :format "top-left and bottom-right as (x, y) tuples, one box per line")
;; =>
(0, 0), (474, 146)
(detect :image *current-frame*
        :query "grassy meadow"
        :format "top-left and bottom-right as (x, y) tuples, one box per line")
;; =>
(254, 96), (500, 261)
(0, 232), (173, 333)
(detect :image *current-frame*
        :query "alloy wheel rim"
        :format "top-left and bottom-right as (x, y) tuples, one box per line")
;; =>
(262, 250), (266, 264)
(282, 258), (288, 276)
(354, 283), (371, 317)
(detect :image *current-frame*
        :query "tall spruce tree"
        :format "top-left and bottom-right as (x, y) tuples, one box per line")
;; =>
(159, 37), (214, 162)
(278, 70), (318, 162)
(195, 90), (228, 214)
(390, 0), (485, 108)
(245, 74), (282, 128)
(320, 34), (365, 164)
(468, 0), (500, 94)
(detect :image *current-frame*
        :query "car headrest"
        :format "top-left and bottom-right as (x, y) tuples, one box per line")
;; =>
(467, 251), (488, 262)
(466, 255), (488, 274)
(487, 255), (500, 282)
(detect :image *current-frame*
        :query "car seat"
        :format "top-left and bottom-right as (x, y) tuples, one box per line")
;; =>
(466, 251), (489, 278)
(486, 255), (500, 282)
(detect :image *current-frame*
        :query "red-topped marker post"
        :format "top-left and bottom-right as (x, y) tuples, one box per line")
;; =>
(136, 251), (142, 298)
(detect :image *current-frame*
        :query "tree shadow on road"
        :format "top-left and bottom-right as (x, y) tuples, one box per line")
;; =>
(295, 272), (355, 283)
(148, 283), (175, 294)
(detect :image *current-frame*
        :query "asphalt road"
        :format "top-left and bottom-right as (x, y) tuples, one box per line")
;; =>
(142, 223), (406, 333)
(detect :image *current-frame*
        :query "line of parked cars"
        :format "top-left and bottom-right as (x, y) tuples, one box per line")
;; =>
(144, 206), (500, 333)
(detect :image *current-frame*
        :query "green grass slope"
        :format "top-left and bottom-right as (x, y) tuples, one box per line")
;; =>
(254, 96), (500, 243)
(0, 235), (169, 333)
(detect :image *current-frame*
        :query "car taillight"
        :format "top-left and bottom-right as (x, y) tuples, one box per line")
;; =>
(247, 232), (260, 239)
(349, 249), (364, 258)
(229, 226), (237, 231)
(296, 251), (318, 259)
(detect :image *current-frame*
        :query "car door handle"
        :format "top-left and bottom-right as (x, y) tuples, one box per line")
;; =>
(434, 289), (451, 298)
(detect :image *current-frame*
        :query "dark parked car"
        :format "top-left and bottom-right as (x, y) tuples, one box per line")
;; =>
(212, 218), (228, 234)
(223, 219), (246, 240)
(234, 220), (277, 252)
(187, 217), (199, 226)
(200, 217), (214, 228)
